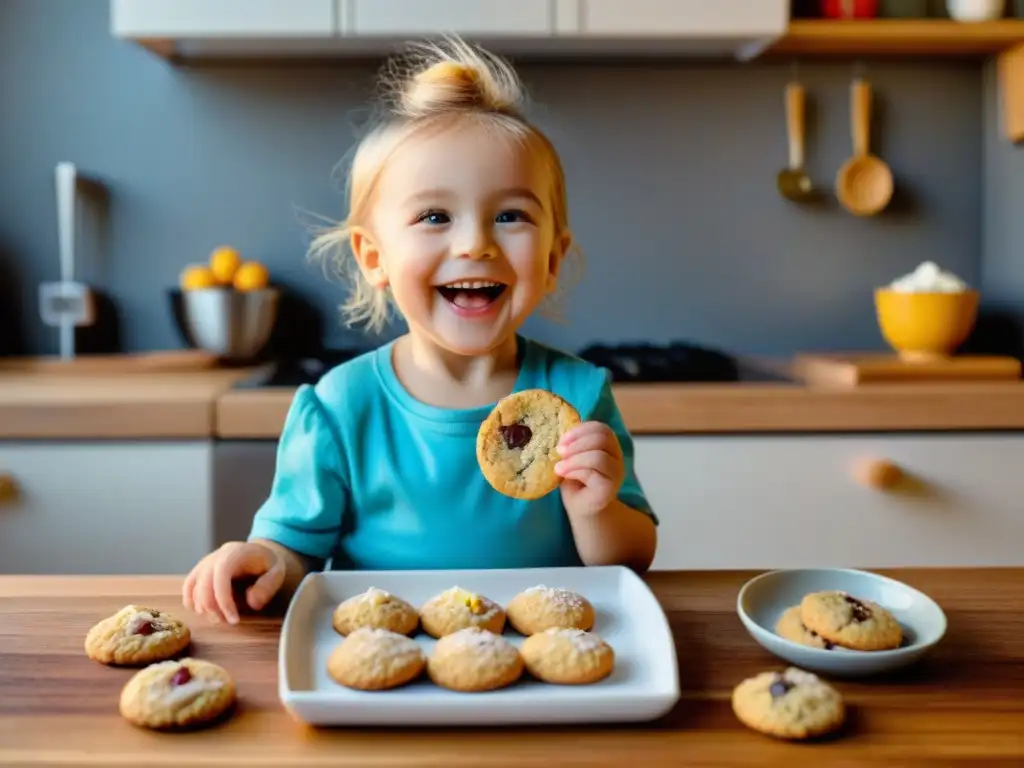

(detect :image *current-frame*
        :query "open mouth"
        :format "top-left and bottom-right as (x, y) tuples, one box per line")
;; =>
(436, 280), (507, 311)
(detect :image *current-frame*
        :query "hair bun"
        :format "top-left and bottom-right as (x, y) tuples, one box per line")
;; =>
(388, 39), (523, 120)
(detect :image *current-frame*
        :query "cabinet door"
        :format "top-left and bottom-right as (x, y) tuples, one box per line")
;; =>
(634, 434), (1024, 571)
(580, 0), (785, 35)
(111, 0), (336, 37)
(347, 0), (554, 36)
(0, 443), (213, 575)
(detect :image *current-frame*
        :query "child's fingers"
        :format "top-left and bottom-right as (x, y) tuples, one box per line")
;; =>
(246, 559), (285, 611)
(181, 565), (199, 612)
(558, 431), (617, 458)
(193, 565), (224, 624)
(557, 421), (602, 448)
(555, 450), (618, 479)
(212, 552), (251, 625)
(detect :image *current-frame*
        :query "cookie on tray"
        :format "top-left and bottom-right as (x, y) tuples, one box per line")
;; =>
(332, 587), (419, 637)
(427, 627), (524, 693)
(327, 627), (426, 691)
(476, 388), (581, 500)
(119, 658), (236, 730)
(521, 627), (614, 685)
(506, 585), (595, 635)
(731, 667), (845, 740)
(84, 605), (191, 666)
(775, 605), (834, 650)
(419, 586), (505, 639)
(800, 591), (903, 651)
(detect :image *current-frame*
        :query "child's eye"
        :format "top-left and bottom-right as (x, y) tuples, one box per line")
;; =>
(416, 210), (450, 225)
(495, 209), (531, 224)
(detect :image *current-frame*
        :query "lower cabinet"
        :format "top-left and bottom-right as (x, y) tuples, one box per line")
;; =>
(635, 433), (1024, 571)
(0, 442), (213, 575)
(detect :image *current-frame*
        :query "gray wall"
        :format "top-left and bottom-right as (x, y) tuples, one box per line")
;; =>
(0, 0), (1004, 359)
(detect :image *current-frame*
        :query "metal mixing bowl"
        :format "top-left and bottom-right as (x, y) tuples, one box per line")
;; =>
(170, 287), (280, 362)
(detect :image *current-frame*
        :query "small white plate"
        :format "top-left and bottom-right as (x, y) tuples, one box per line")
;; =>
(737, 568), (947, 678)
(279, 565), (680, 726)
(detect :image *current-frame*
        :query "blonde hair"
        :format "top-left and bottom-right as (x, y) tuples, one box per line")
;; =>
(307, 36), (581, 335)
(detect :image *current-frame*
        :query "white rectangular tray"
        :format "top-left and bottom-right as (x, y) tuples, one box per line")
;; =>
(278, 565), (680, 726)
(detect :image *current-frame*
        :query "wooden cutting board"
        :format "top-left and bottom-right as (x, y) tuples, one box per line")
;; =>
(0, 349), (219, 374)
(792, 352), (1022, 387)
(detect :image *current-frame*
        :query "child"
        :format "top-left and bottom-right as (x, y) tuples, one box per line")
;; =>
(182, 37), (658, 625)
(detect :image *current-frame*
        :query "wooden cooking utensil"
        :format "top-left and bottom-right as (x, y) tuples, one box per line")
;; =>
(777, 81), (814, 202)
(836, 77), (893, 216)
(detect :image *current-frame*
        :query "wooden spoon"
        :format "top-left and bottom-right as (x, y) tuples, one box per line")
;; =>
(836, 77), (893, 216)
(777, 81), (813, 202)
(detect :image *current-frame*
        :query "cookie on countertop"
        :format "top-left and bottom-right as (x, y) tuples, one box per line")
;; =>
(506, 585), (595, 636)
(419, 586), (505, 639)
(326, 627), (426, 691)
(520, 627), (614, 685)
(775, 605), (834, 651)
(84, 605), (191, 666)
(118, 657), (236, 730)
(731, 667), (845, 740)
(427, 627), (524, 693)
(476, 388), (581, 500)
(332, 587), (419, 637)
(800, 591), (903, 651)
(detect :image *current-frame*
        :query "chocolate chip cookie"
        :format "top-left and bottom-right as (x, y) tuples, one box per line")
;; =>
(427, 627), (524, 692)
(84, 605), (191, 666)
(327, 627), (426, 691)
(731, 667), (845, 740)
(119, 658), (236, 730)
(775, 605), (834, 650)
(332, 587), (419, 637)
(506, 585), (595, 636)
(476, 388), (581, 500)
(800, 591), (903, 651)
(520, 627), (615, 685)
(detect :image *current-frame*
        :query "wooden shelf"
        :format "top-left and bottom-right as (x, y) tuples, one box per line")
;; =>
(769, 19), (1024, 57)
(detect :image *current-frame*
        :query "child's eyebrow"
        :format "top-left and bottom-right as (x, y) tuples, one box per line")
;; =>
(403, 188), (544, 208)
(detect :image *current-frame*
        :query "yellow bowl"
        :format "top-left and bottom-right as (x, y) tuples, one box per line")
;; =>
(874, 288), (979, 362)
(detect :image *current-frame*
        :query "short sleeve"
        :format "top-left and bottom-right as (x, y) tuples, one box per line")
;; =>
(247, 385), (349, 561)
(589, 374), (659, 526)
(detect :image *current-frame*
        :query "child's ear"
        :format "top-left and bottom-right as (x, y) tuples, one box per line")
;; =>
(350, 226), (388, 288)
(545, 230), (572, 293)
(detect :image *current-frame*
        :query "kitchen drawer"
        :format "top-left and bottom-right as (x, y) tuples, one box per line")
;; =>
(579, 0), (788, 36)
(0, 443), (213, 575)
(111, 0), (336, 37)
(634, 434), (1024, 571)
(345, 0), (555, 36)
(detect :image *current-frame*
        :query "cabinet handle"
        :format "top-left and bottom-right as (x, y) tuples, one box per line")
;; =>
(0, 473), (17, 505)
(854, 459), (904, 491)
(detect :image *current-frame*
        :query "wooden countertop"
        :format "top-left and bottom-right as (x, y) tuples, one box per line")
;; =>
(1, 569), (1021, 766)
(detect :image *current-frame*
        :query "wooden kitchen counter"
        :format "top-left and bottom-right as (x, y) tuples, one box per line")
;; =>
(1, 569), (1021, 767)
(0, 366), (251, 439)
(216, 380), (1024, 438)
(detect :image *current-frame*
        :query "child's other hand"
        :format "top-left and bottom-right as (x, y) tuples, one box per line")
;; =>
(554, 421), (625, 517)
(181, 541), (285, 625)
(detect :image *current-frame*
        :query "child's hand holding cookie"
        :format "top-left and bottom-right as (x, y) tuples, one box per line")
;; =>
(554, 421), (625, 517)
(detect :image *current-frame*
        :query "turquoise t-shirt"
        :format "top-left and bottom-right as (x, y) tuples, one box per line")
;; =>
(247, 335), (656, 570)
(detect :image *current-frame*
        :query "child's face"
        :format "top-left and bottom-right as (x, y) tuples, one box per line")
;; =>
(363, 119), (564, 357)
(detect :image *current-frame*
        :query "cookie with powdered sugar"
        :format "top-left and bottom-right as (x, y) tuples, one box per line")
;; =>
(427, 627), (524, 692)
(506, 584), (595, 636)
(332, 586), (419, 636)
(84, 604), (191, 666)
(118, 658), (235, 730)
(520, 627), (615, 685)
(327, 627), (426, 691)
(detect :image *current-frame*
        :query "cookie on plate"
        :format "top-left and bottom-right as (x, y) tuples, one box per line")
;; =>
(419, 586), (505, 638)
(775, 605), (834, 650)
(476, 388), (581, 500)
(118, 657), (236, 730)
(327, 627), (426, 691)
(731, 667), (845, 740)
(521, 627), (614, 685)
(427, 627), (524, 692)
(800, 591), (903, 651)
(332, 587), (419, 637)
(506, 585), (595, 635)
(84, 605), (191, 666)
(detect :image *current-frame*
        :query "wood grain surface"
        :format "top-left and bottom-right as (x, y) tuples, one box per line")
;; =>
(1, 570), (1022, 767)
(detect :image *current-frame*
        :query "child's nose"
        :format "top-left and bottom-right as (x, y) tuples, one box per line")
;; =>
(453, 223), (496, 260)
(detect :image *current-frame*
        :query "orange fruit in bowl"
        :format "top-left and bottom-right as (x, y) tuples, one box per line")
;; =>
(209, 246), (242, 285)
(179, 264), (217, 291)
(233, 261), (270, 292)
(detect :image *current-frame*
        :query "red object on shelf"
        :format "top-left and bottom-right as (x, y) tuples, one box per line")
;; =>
(820, 0), (879, 18)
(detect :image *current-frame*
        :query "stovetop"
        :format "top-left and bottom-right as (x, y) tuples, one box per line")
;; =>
(233, 341), (747, 389)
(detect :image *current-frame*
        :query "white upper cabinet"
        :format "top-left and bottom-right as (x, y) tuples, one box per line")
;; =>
(345, 0), (555, 36)
(110, 0), (790, 60)
(110, 0), (336, 37)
